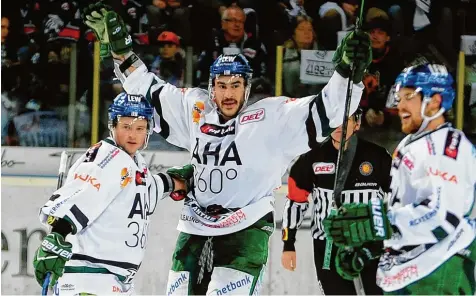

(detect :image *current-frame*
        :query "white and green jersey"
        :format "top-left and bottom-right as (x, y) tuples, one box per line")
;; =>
(120, 62), (363, 236)
(377, 124), (476, 292)
(39, 138), (173, 283)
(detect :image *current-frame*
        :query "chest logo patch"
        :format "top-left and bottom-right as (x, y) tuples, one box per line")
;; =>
(239, 108), (265, 124)
(359, 161), (373, 176)
(200, 123), (235, 137)
(312, 162), (335, 174)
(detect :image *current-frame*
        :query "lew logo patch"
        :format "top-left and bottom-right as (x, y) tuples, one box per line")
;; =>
(312, 162), (335, 174)
(239, 109), (265, 124)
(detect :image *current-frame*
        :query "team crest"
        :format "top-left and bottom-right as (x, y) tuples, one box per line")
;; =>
(120, 167), (132, 188)
(359, 161), (373, 176)
(192, 101), (205, 124)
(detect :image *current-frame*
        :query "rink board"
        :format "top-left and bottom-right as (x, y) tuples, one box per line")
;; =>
(1, 177), (320, 295)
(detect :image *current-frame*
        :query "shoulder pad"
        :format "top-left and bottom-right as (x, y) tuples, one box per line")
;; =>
(83, 142), (103, 163)
(443, 129), (463, 160)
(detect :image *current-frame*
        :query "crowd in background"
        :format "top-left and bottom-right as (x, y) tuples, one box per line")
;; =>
(2, 0), (476, 150)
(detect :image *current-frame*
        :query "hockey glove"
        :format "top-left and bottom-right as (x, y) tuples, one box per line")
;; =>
(81, 2), (132, 56)
(33, 232), (73, 287)
(167, 164), (194, 201)
(335, 242), (383, 281)
(323, 197), (392, 247)
(332, 30), (372, 83)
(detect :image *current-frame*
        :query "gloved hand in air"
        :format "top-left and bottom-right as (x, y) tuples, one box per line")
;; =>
(333, 30), (372, 83)
(81, 1), (132, 58)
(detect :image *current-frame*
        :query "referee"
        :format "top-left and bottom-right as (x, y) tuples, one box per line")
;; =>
(281, 108), (391, 295)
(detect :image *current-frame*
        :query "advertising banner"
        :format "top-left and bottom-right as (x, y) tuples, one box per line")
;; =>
(1, 147), (191, 177)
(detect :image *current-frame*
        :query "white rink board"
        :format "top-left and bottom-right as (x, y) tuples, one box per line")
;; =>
(1, 177), (320, 295)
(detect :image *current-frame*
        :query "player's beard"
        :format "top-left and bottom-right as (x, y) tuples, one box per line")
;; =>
(400, 113), (423, 134)
(219, 98), (245, 119)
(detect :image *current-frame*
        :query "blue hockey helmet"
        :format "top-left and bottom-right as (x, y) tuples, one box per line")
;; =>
(208, 54), (253, 111)
(108, 92), (154, 122)
(108, 92), (155, 149)
(393, 63), (455, 133)
(209, 53), (253, 80)
(394, 63), (455, 111)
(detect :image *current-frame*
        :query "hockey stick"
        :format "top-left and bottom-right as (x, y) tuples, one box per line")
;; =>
(42, 151), (71, 296)
(322, 0), (367, 295)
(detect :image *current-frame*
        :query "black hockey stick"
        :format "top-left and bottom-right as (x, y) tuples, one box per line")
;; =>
(323, 0), (367, 294)
(42, 151), (71, 296)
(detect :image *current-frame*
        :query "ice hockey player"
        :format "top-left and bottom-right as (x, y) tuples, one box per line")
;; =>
(33, 93), (194, 295)
(81, 2), (371, 294)
(323, 63), (476, 294)
(281, 108), (391, 295)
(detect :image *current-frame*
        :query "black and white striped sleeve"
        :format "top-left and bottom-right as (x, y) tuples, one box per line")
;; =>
(282, 154), (313, 251)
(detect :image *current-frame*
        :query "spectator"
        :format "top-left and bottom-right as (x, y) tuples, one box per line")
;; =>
(197, 6), (268, 85)
(282, 15), (323, 97)
(2, 15), (29, 67)
(317, 0), (359, 49)
(1, 16), (12, 66)
(150, 31), (185, 86)
(361, 16), (405, 128)
(41, 0), (81, 43)
(146, 0), (191, 46)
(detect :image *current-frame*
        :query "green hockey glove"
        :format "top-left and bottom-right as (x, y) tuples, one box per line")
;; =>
(333, 30), (372, 83)
(335, 242), (383, 281)
(167, 164), (194, 201)
(33, 232), (73, 287)
(323, 197), (392, 247)
(81, 2), (132, 56)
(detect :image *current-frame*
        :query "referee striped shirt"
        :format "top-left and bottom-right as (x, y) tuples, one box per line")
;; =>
(282, 137), (391, 244)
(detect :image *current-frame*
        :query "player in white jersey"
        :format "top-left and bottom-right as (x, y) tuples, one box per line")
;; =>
(323, 63), (476, 294)
(33, 92), (193, 295)
(81, 3), (371, 294)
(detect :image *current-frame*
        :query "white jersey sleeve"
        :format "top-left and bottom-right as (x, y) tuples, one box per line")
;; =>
(39, 142), (128, 233)
(149, 173), (174, 203)
(255, 71), (363, 161)
(388, 129), (476, 247)
(121, 64), (207, 150)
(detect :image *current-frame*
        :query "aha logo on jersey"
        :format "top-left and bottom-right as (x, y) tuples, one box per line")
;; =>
(192, 101), (205, 124)
(121, 167), (132, 188)
(74, 173), (101, 191)
(239, 108), (265, 124)
(312, 162), (335, 174)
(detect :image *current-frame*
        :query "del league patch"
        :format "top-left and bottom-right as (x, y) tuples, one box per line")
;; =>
(312, 162), (335, 174)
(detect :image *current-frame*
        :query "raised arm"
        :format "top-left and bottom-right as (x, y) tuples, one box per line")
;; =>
(265, 31), (371, 162)
(81, 3), (205, 149)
